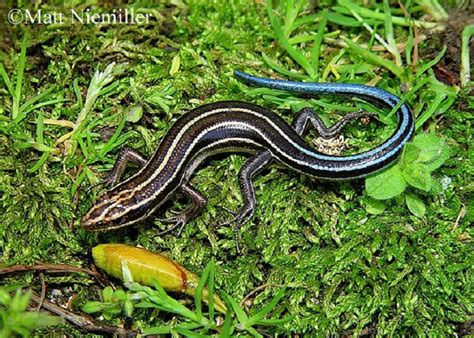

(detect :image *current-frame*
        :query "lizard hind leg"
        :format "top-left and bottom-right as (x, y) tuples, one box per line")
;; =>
(217, 151), (273, 254)
(292, 107), (375, 138)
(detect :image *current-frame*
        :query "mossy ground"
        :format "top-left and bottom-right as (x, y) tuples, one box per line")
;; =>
(0, 0), (472, 336)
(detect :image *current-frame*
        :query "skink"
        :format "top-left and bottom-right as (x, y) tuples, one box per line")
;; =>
(82, 71), (415, 252)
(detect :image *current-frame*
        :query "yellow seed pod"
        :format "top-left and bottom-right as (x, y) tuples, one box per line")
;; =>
(92, 244), (227, 313)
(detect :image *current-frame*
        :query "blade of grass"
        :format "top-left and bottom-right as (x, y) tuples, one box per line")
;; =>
(96, 112), (126, 156)
(337, 0), (443, 29)
(15, 142), (54, 152)
(385, 77), (430, 120)
(77, 136), (89, 159)
(19, 98), (70, 120)
(175, 327), (209, 338)
(247, 287), (286, 326)
(406, 25), (414, 66)
(19, 86), (55, 113)
(383, 0), (402, 66)
(28, 110), (50, 172)
(85, 129), (104, 164)
(207, 259), (215, 321)
(291, 13), (319, 30)
(223, 292), (249, 324)
(283, 0), (297, 37)
(194, 259), (212, 322)
(418, 0), (448, 20)
(415, 45), (447, 78)
(142, 326), (172, 335)
(342, 36), (404, 79)
(28, 152), (50, 173)
(71, 168), (87, 196)
(261, 53), (307, 80)
(346, 6), (392, 55)
(36, 111), (44, 144)
(322, 49), (345, 81)
(415, 92), (444, 130)
(219, 308), (234, 337)
(289, 30), (339, 44)
(12, 35), (28, 120)
(0, 64), (14, 97)
(267, 0), (316, 79)
(310, 10), (328, 81)
(73, 78), (83, 109)
(43, 119), (75, 128)
(460, 25), (474, 86)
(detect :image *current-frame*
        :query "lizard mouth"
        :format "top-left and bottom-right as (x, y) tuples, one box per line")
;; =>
(80, 217), (121, 231)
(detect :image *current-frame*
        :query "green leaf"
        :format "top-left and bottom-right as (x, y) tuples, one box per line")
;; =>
(0, 63), (14, 97)
(194, 259), (212, 322)
(113, 289), (127, 301)
(82, 301), (104, 313)
(400, 143), (421, 168)
(169, 54), (181, 76)
(342, 36), (404, 79)
(175, 327), (210, 338)
(135, 301), (158, 308)
(405, 192), (426, 218)
(310, 10), (328, 80)
(12, 34), (28, 120)
(365, 164), (407, 200)
(125, 104), (143, 123)
(0, 289), (11, 305)
(261, 52), (307, 80)
(402, 163), (432, 191)
(11, 289), (30, 312)
(103, 286), (114, 302)
(416, 45), (447, 78)
(124, 299), (134, 317)
(219, 308), (234, 337)
(364, 197), (386, 215)
(248, 287), (286, 326)
(266, 0), (317, 79)
(142, 326), (172, 335)
(223, 292), (249, 324)
(412, 134), (450, 172)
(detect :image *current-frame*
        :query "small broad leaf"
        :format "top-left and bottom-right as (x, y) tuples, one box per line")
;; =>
(405, 192), (426, 218)
(365, 164), (407, 200)
(364, 197), (387, 215)
(103, 286), (114, 302)
(142, 326), (172, 335)
(125, 104), (143, 123)
(113, 289), (127, 301)
(11, 289), (30, 312)
(169, 54), (181, 76)
(124, 299), (134, 317)
(82, 301), (104, 313)
(403, 163), (432, 191)
(400, 143), (421, 168)
(412, 134), (450, 172)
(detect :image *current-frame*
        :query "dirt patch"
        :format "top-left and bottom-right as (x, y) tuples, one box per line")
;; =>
(421, 8), (474, 86)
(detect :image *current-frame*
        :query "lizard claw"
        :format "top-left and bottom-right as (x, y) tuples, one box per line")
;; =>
(156, 214), (188, 236)
(214, 206), (255, 254)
